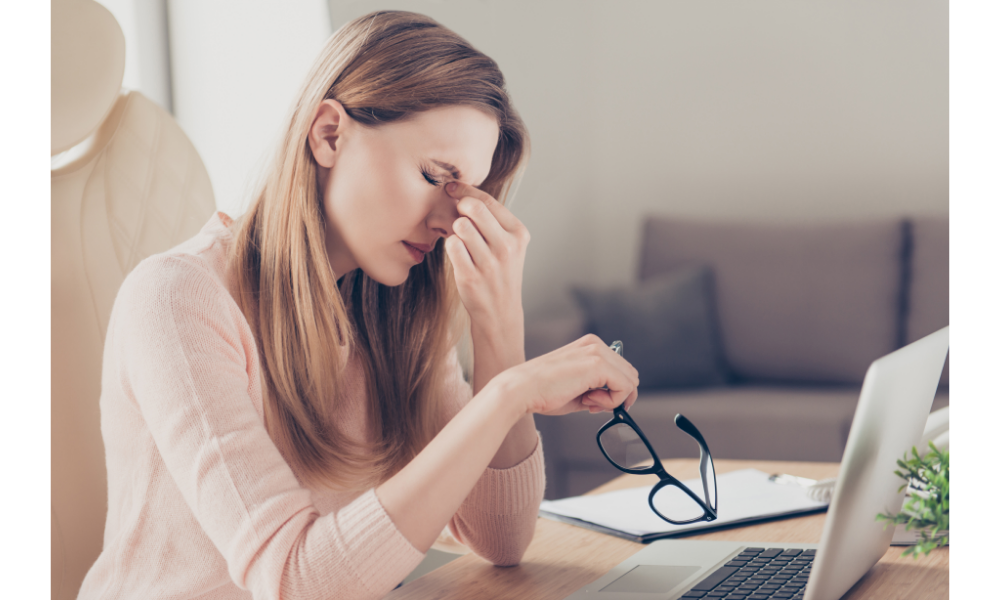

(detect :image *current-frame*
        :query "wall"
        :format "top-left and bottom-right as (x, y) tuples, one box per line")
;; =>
(167, 0), (332, 217)
(99, 0), (948, 317)
(329, 0), (948, 316)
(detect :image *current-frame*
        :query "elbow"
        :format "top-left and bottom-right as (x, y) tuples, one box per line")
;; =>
(489, 549), (528, 568)
(272, 513), (403, 600)
(472, 517), (538, 567)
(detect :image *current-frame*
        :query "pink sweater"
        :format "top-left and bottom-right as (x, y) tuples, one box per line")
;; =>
(78, 212), (545, 600)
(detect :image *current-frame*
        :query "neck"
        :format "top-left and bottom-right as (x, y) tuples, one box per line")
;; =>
(324, 220), (358, 280)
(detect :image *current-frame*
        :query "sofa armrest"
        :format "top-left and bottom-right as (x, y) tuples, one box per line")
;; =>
(525, 308), (586, 360)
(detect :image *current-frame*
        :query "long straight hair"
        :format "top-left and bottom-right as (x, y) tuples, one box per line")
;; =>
(228, 11), (529, 490)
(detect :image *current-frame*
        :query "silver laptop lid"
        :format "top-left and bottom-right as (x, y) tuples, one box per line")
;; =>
(804, 326), (948, 600)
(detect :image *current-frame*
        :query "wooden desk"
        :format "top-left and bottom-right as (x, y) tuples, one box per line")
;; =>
(386, 459), (948, 600)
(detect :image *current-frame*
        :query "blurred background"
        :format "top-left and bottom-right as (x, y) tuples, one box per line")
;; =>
(51, 1), (950, 595)
(90, 0), (947, 318)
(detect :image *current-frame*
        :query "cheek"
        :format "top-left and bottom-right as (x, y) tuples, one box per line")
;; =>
(328, 171), (431, 252)
(324, 136), (437, 258)
(327, 157), (395, 229)
(368, 185), (432, 242)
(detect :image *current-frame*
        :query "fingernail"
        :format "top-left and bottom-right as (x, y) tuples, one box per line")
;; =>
(446, 182), (459, 194)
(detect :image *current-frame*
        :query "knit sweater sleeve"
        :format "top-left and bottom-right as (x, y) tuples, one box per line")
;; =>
(439, 349), (547, 566)
(113, 255), (424, 600)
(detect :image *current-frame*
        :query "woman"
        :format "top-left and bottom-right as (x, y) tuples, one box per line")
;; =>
(78, 11), (638, 600)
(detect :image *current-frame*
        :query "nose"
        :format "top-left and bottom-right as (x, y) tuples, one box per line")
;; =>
(426, 187), (461, 239)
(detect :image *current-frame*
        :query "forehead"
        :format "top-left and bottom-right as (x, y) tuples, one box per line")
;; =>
(372, 106), (499, 184)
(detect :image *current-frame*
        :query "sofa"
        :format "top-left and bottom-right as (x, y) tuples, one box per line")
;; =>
(527, 215), (948, 500)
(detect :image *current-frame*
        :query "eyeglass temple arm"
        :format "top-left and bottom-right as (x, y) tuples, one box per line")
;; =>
(675, 414), (717, 514)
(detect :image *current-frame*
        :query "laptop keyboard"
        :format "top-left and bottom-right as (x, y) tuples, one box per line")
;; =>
(679, 547), (815, 600)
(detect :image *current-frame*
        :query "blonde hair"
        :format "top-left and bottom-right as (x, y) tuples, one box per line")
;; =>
(229, 11), (529, 490)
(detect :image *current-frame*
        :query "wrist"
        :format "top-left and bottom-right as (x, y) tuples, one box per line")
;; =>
(469, 302), (523, 333)
(470, 319), (525, 365)
(477, 371), (529, 426)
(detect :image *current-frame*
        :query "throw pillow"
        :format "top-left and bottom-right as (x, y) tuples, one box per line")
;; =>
(571, 265), (729, 389)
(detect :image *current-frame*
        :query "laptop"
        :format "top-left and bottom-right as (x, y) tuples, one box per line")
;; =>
(564, 326), (949, 600)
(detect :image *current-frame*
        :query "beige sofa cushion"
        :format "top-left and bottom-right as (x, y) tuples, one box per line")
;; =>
(639, 217), (904, 384)
(906, 216), (949, 384)
(571, 266), (730, 388)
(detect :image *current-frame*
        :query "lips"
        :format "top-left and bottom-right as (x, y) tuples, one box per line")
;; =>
(403, 241), (431, 263)
(404, 241), (433, 253)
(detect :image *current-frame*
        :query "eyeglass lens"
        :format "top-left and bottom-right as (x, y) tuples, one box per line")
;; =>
(650, 432), (717, 521)
(599, 423), (653, 470)
(652, 482), (711, 522)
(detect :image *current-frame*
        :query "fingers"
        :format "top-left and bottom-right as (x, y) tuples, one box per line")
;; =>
(517, 337), (640, 417)
(587, 354), (638, 411)
(582, 387), (639, 413)
(444, 234), (475, 275)
(445, 180), (492, 204)
(450, 215), (492, 267)
(581, 390), (611, 413)
(455, 199), (507, 254)
(445, 181), (522, 268)
(578, 334), (641, 388)
(572, 334), (640, 413)
(578, 389), (638, 415)
(446, 181), (529, 247)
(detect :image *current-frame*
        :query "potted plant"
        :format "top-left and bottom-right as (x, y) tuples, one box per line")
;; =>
(876, 441), (949, 558)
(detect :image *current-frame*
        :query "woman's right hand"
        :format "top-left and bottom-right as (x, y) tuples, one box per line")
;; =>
(489, 334), (640, 417)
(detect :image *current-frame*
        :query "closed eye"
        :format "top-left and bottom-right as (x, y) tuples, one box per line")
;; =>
(421, 169), (442, 186)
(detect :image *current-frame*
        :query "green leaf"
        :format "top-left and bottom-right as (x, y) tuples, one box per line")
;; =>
(875, 443), (949, 558)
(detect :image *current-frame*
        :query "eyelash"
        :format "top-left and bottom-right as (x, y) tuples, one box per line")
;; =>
(421, 169), (442, 186)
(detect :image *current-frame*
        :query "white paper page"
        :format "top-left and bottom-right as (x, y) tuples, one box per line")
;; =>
(540, 468), (828, 537)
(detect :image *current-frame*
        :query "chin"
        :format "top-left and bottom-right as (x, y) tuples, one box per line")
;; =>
(362, 265), (411, 287)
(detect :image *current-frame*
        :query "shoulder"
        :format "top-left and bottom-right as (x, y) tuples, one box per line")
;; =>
(112, 221), (245, 342)
(116, 212), (238, 317)
(108, 249), (258, 383)
(110, 254), (244, 357)
(120, 253), (222, 305)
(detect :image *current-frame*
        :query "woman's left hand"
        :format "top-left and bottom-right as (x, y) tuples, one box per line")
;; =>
(443, 181), (530, 344)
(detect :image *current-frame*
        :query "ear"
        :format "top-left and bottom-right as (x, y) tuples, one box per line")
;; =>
(308, 99), (349, 168)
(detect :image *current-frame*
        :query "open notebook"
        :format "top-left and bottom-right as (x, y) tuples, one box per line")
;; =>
(540, 468), (829, 544)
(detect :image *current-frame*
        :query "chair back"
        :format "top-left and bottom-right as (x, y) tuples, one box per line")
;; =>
(51, 2), (216, 598)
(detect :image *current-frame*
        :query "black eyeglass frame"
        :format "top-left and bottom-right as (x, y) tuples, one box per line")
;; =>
(594, 342), (719, 525)
(596, 409), (719, 524)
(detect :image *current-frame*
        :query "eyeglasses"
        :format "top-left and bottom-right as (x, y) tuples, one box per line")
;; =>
(596, 340), (719, 525)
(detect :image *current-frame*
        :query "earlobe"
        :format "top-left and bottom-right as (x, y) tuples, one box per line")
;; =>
(308, 99), (346, 168)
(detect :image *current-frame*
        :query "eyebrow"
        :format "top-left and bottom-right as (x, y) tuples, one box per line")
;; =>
(431, 160), (462, 181)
